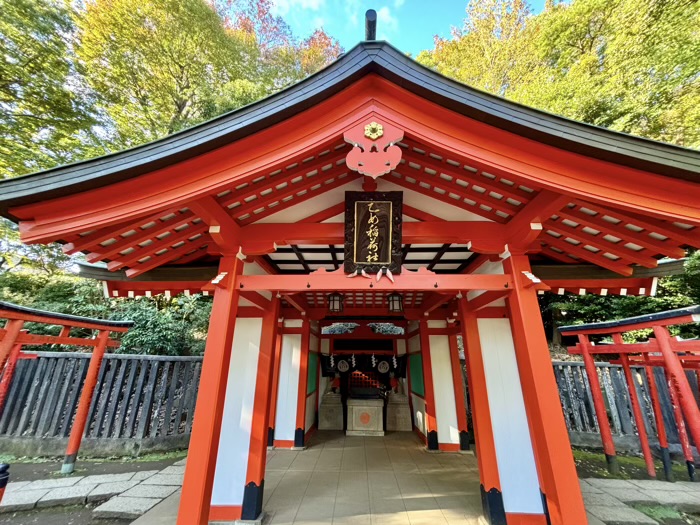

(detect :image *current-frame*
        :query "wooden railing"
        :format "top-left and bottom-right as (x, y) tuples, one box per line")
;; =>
(0, 353), (696, 456)
(553, 360), (698, 448)
(0, 352), (201, 456)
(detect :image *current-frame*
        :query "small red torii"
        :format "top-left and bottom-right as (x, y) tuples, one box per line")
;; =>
(561, 306), (700, 482)
(0, 300), (133, 475)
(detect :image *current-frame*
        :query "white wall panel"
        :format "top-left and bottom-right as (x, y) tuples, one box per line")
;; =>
(408, 334), (421, 354)
(467, 260), (505, 301)
(305, 394), (316, 432)
(274, 334), (302, 440)
(411, 394), (427, 436)
(478, 318), (543, 514)
(211, 318), (263, 506)
(429, 335), (459, 445)
(321, 339), (330, 354)
(396, 339), (406, 356)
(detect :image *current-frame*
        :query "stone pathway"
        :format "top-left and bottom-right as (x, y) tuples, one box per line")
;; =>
(1, 446), (699, 524)
(0, 459), (185, 520)
(582, 478), (700, 524)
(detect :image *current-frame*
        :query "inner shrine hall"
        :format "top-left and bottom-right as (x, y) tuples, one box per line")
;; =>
(2, 12), (700, 525)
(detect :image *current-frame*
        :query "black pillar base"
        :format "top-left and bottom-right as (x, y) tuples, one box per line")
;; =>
(541, 490), (552, 525)
(660, 447), (674, 482)
(294, 427), (305, 448)
(605, 453), (620, 475)
(687, 460), (696, 482)
(480, 484), (506, 525)
(427, 430), (439, 451)
(241, 480), (265, 520)
(267, 427), (275, 448)
(459, 430), (470, 451)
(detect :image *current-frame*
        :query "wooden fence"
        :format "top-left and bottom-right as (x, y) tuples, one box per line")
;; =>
(0, 353), (697, 456)
(553, 360), (699, 450)
(0, 352), (201, 456)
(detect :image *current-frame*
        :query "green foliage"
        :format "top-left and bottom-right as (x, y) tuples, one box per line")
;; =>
(543, 253), (700, 341)
(0, 0), (101, 178)
(419, 0), (700, 148)
(75, 0), (264, 147)
(0, 271), (212, 355)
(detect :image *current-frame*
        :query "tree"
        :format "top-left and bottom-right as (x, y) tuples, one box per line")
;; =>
(417, 0), (536, 97)
(419, 0), (700, 148)
(75, 0), (264, 148)
(214, 0), (343, 91)
(0, 0), (99, 178)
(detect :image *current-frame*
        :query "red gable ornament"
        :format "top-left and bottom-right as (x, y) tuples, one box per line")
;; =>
(344, 120), (404, 179)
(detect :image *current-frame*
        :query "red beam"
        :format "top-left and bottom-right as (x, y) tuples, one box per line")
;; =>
(237, 268), (512, 293)
(298, 202), (345, 223)
(108, 223), (209, 270)
(63, 207), (182, 255)
(86, 210), (197, 262)
(388, 170), (509, 224)
(0, 311), (129, 333)
(560, 203), (686, 259)
(237, 220), (508, 249)
(541, 234), (634, 276)
(125, 236), (212, 278)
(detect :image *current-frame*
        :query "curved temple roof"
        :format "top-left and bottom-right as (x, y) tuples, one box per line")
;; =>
(1, 41), (699, 211)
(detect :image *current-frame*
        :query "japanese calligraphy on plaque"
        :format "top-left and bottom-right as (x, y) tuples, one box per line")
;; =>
(344, 191), (402, 274)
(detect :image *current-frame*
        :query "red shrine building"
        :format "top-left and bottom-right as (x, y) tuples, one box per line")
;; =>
(2, 24), (700, 525)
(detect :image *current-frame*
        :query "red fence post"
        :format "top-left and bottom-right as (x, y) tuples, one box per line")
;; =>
(0, 320), (24, 371)
(666, 371), (696, 481)
(644, 362), (673, 481)
(0, 340), (23, 415)
(619, 352), (656, 478)
(579, 334), (619, 474)
(653, 325), (700, 465)
(61, 330), (109, 474)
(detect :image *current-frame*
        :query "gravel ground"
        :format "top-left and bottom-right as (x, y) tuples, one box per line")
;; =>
(6, 458), (180, 483)
(0, 505), (129, 525)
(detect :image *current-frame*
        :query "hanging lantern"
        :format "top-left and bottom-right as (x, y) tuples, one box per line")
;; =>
(328, 292), (344, 313)
(387, 292), (403, 313)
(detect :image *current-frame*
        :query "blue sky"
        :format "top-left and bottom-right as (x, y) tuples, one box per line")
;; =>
(272, 0), (546, 56)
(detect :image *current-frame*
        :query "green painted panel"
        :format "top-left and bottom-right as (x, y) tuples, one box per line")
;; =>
(409, 353), (424, 397)
(307, 352), (319, 394)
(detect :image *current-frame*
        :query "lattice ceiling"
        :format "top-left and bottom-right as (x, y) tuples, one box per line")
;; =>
(64, 136), (697, 278)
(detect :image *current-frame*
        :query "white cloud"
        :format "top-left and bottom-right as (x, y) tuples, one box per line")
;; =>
(344, 0), (362, 28)
(377, 6), (398, 33)
(393, 0), (405, 8)
(272, 0), (326, 17)
(312, 16), (326, 28)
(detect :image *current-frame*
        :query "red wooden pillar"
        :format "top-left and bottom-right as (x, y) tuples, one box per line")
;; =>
(0, 340), (23, 415)
(653, 325), (700, 457)
(61, 329), (110, 474)
(267, 320), (284, 447)
(0, 320), (24, 371)
(619, 350), (656, 478)
(504, 255), (587, 525)
(578, 334), (619, 474)
(666, 371), (696, 481)
(419, 319), (439, 451)
(448, 331), (469, 451)
(644, 361), (673, 481)
(457, 299), (504, 523)
(294, 319), (311, 448)
(178, 256), (242, 525)
(242, 296), (280, 520)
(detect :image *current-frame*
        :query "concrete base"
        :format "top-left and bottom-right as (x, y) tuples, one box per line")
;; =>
(210, 512), (267, 525)
(346, 398), (384, 436)
(318, 393), (344, 431)
(386, 393), (412, 432)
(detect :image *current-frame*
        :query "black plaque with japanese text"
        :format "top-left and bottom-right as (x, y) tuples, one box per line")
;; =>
(344, 191), (402, 274)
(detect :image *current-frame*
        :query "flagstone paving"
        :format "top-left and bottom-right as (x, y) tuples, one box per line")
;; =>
(1, 432), (699, 525)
